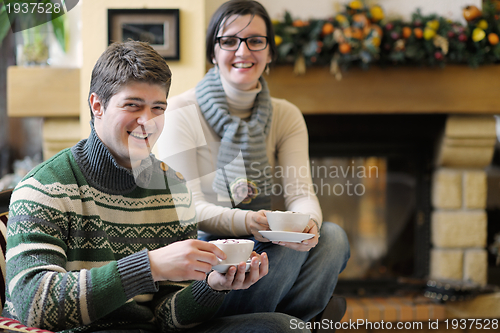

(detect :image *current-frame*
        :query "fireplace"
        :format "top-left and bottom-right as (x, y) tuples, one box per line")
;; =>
(265, 65), (500, 300)
(304, 114), (446, 295)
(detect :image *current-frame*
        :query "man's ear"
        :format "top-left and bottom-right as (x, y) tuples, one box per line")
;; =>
(89, 93), (104, 119)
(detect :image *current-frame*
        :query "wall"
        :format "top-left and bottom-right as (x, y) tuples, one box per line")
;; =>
(80, 0), (206, 138)
(206, 0), (482, 26)
(79, 0), (483, 137)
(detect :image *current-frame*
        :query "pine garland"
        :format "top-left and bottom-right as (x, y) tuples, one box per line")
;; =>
(273, 0), (500, 76)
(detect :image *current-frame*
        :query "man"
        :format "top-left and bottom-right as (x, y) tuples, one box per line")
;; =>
(4, 41), (308, 333)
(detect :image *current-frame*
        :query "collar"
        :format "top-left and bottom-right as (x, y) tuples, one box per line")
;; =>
(220, 74), (262, 119)
(71, 123), (156, 194)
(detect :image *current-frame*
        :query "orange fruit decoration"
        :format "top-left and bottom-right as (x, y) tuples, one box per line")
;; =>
(402, 26), (412, 39)
(322, 22), (334, 36)
(488, 32), (499, 45)
(343, 27), (353, 38)
(363, 25), (372, 37)
(293, 19), (308, 27)
(463, 5), (482, 22)
(351, 27), (364, 40)
(353, 14), (369, 27)
(414, 28), (423, 39)
(339, 43), (352, 54)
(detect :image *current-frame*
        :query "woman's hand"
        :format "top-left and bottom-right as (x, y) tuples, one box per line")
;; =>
(207, 252), (269, 291)
(245, 210), (271, 242)
(272, 219), (319, 252)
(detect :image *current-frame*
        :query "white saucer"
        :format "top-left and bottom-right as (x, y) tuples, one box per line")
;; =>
(258, 230), (314, 243)
(213, 260), (252, 274)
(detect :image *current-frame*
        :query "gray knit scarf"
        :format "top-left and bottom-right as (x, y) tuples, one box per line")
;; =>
(196, 67), (272, 210)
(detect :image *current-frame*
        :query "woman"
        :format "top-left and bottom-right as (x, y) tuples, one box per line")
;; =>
(157, 0), (350, 322)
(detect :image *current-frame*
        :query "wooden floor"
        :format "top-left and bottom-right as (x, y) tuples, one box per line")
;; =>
(329, 295), (500, 332)
(341, 296), (447, 323)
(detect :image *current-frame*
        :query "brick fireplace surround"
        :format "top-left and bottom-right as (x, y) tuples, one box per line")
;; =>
(266, 65), (500, 325)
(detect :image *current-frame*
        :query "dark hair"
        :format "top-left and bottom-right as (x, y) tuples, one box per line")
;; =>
(206, 0), (277, 64)
(88, 40), (172, 121)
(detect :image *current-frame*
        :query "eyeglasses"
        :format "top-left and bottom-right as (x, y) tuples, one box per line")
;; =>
(216, 36), (269, 51)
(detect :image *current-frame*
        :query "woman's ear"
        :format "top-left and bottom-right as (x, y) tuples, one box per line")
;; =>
(89, 93), (104, 119)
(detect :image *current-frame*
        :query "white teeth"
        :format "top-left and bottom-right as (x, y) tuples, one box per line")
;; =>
(130, 132), (149, 139)
(233, 63), (253, 68)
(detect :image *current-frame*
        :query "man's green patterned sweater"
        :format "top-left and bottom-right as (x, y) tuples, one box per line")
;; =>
(3, 128), (225, 332)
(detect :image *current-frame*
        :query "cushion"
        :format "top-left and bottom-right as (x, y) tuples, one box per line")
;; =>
(0, 317), (54, 333)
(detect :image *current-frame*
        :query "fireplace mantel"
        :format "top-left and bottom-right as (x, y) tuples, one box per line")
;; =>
(265, 64), (500, 115)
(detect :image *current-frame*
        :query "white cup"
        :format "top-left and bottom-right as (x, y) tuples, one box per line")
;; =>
(209, 239), (254, 265)
(265, 211), (310, 232)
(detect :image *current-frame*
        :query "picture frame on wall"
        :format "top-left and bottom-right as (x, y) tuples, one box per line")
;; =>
(108, 9), (180, 60)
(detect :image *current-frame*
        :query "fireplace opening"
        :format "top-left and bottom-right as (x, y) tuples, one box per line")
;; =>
(304, 114), (447, 296)
(312, 156), (416, 279)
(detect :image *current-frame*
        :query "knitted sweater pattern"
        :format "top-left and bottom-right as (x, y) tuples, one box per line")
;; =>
(3, 128), (225, 332)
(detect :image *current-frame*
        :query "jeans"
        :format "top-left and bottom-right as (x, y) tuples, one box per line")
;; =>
(203, 222), (350, 322)
(93, 313), (309, 333)
(185, 312), (311, 333)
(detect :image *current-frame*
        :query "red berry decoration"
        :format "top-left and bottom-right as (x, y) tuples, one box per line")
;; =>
(391, 31), (400, 40)
(385, 22), (394, 31)
(434, 51), (443, 60)
(458, 34), (467, 42)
